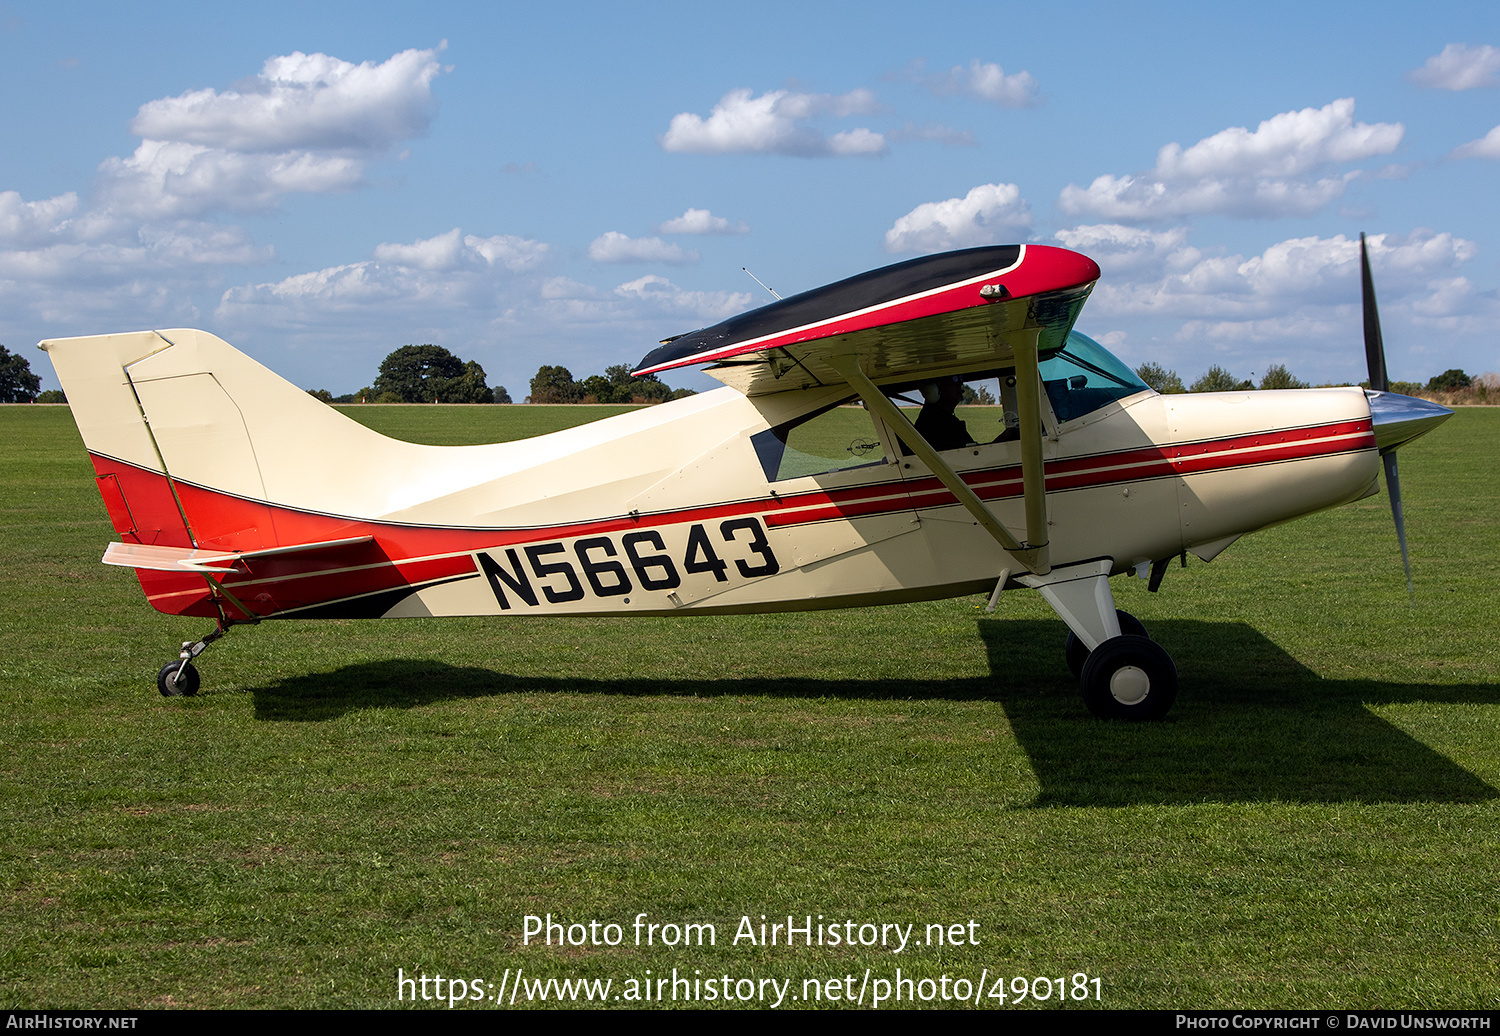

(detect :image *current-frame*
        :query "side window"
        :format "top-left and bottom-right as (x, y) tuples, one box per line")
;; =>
(885, 372), (1021, 453)
(751, 401), (888, 482)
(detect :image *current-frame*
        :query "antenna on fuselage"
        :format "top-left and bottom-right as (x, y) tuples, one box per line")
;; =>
(743, 267), (782, 300)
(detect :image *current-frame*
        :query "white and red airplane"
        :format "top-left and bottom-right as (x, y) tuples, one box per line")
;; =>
(41, 238), (1450, 718)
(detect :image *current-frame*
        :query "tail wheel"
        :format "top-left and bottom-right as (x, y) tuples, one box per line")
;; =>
(157, 661), (200, 697)
(1064, 610), (1149, 679)
(1079, 634), (1176, 720)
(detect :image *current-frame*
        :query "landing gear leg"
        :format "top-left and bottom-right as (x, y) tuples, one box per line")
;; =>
(155, 623), (229, 697)
(1020, 560), (1178, 720)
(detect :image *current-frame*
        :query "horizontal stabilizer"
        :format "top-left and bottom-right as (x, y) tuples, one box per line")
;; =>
(104, 535), (375, 573)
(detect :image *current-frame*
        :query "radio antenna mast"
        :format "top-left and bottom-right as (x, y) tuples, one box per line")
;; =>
(742, 267), (782, 300)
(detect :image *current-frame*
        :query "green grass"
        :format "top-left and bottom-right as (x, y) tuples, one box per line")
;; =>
(1, 405), (1497, 1009)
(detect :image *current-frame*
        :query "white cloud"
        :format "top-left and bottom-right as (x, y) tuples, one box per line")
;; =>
(1409, 44), (1500, 90)
(660, 88), (886, 157)
(928, 60), (1039, 108)
(0, 191), (78, 247)
(373, 228), (548, 271)
(218, 227), (550, 320)
(1079, 229), (1477, 322)
(1409, 276), (1475, 317)
(1058, 99), (1403, 220)
(657, 208), (748, 235)
(131, 45), (447, 152)
(465, 233), (550, 271)
(587, 231), (699, 264)
(1060, 172), (1359, 222)
(1172, 314), (1348, 347)
(136, 222), (273, 266)
(1054, 224), (1199, 277)
(95, 140), (366, 220)
(1059, 227), (1493, 384)
(884, 183), (1033, 253)
(613, 275), (752, 319)
(0, 45), (457, 342)
(1451, 125), (1500, 160)
(88, 46), (446, 223)
(0, 220), (270, 286)
(1154, 100), (1401, 180)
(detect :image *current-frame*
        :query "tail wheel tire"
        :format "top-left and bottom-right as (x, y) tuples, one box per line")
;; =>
(1064, 610), (1149, 679)
(1079, 634), (1175, 720)
(157, 661), (200, 697)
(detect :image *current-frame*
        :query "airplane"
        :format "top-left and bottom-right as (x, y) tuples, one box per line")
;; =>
(39, 237), (1452, 719)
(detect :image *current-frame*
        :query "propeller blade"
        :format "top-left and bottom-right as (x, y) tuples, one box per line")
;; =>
(1363, 232), (1421, 601)
(1382, 451), (1415, 602)
(1361, 232), (1388, 393)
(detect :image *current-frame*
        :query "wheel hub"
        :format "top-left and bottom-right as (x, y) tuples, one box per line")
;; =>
(1109, 665), (1150, 705)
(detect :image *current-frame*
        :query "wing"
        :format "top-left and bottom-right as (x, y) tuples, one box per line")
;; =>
(634, 244), (1100, 394)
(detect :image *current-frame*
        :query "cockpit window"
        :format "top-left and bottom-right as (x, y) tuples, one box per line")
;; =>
(751, 400), (888, 482)
(882, 374), (1019, 453)
(753, 332), (1149, 480)
(1039, 331), (1151, 424)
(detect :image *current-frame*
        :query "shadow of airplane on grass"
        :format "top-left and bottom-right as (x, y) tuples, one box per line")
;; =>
(239, 619), (1497, 808)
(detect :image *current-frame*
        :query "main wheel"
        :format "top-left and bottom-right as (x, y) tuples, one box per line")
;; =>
(1064, 610), (1149, 679)
(1079, 634), (1175, 720)
(157, 661), (200, 697)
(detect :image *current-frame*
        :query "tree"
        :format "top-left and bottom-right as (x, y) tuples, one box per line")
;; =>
(1190, 365), (1245, 393)
(1135, 362), (1185, 394)
(0, 345), (41, 403)
(374, 345), (468, 403)
(36, 389), (66, 404)
(961, 384), (997, 405)
(577, 374), (616, 403)
(435, 360), (494, 404)
(1427, 369), (1471, 392)
(529, 362), (695, 404)
(307, 388), (335, 403)
(626, 372), (677, 403)
(493, 385), (512, 404)
(529, 365), (578, 403)
(1259, 364), (1308, 390)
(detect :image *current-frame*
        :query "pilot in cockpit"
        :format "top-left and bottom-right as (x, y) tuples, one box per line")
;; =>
(914, 376), (974, 451)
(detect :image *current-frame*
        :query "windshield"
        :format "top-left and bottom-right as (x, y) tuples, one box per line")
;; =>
(1039, 331), (1151, 424)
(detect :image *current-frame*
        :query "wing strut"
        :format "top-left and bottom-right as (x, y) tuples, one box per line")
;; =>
(826, 353), (1051, 576)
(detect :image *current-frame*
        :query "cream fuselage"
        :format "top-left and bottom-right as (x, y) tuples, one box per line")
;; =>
(43, 329), (1378, 622)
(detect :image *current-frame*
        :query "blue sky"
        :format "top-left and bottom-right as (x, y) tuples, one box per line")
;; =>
(3, 1), (1497, 397)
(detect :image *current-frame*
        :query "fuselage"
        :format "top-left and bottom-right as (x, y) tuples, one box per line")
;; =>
(52, 328), (1383, 622)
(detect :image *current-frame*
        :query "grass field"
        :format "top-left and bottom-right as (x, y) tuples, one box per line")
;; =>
(2, 403), (1497, 1010)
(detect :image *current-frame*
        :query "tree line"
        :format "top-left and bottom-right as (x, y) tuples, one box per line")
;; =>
(528, 364), (694, 405)
(311, 345), (695, 405)
(1133, 361), (1485, 396)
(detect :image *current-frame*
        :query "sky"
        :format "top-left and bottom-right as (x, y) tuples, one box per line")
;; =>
(3, 1), (1498, 397)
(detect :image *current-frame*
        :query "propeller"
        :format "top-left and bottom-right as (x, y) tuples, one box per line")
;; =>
(1360, 232), (1414, 600)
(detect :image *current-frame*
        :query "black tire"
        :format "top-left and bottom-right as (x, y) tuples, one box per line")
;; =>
(1079, 634), (1176, 720)
(1064, 610), (1148, 679)
(157, 661), (200, 697)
